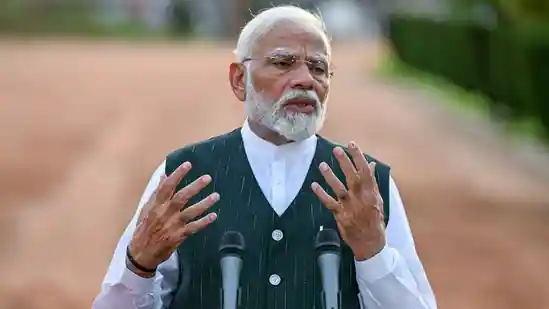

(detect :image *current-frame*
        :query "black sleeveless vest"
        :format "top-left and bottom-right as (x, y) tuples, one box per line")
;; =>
(165, 128), (391, 309)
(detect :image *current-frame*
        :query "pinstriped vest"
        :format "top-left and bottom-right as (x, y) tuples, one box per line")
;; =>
(165, 128), (390, 309)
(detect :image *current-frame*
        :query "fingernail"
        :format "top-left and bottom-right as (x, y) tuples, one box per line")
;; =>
(183, 161), (191, 169)
(202, 175), (211, 183)
(210, 193), (220, 201)
(319, 162), (329, 171)
(349, 141), (356, 149)
(311, 182), (321, 191)
(208, 213), (217, 221)
(334, 147), (344, 156)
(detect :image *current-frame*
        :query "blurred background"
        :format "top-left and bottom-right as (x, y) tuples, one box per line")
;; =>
(1, 0), (549, 308)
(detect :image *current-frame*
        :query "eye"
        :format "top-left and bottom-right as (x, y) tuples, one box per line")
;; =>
(310, 65), (326, 75)
(272, 58), (294, 69)
(308, 61), (328, 75)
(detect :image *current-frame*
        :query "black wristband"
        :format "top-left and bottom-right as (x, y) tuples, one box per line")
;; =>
(126, 246), (157, 273)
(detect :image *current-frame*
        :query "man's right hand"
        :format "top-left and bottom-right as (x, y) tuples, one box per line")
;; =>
(128, 161), (219, 274)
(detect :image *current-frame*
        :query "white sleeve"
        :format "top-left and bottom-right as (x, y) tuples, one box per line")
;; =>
(354, 176), (437, 309)
(91, 160), (180, 309)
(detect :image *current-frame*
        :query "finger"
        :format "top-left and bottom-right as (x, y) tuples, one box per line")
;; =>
(348, 141), (369, 178)
(311, 182), (341, 213)
(168, 174), (212, 213)
(158, 173), (167, 184)
(367, 161), (378, 188)
(377, 195), (385, 216)
(177, 213), (217, 239)
(179, 193), (220, 223)
(333, 147), (359, 187)
(156, 162), (192, 202)
(319, 162), (348, 199)
(367, 161), (384, 213)
(138, 174), (169, 221)
(143, 173), (166, 206)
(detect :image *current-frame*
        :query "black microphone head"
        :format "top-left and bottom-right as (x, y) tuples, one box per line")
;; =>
(315, 228), (341, 253)
(219, 230), (245, 256)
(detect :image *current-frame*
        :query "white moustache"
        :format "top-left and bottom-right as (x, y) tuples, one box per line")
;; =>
(277, 90), (321, 110)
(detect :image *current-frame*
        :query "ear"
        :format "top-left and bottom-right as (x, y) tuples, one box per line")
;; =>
(229, 62), (246, 102)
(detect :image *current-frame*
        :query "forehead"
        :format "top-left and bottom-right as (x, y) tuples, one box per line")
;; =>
(254, 21), (329, 59)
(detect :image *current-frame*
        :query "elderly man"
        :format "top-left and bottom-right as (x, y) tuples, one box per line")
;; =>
(92, 5), (437, 309)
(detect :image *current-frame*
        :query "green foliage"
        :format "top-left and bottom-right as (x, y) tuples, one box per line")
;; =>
(0, 0), (98, 34)
(451, 0), (549, 24)
(0, 0), (192, 38)
(387, 15), (549, 140)
(168, 0), (193, 36)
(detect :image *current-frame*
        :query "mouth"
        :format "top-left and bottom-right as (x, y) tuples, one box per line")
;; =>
(282, 98), (317, 114)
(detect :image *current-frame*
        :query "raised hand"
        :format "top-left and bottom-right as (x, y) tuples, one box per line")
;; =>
(128, 162), (219, 276)
(311, 141), (385, 261)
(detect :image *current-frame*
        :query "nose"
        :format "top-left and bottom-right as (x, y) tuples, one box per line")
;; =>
(289, 64), (314, 90)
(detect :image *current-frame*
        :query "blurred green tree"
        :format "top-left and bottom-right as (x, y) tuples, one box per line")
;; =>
(451, 0), (549, 25)
(0, 0), (99, 34)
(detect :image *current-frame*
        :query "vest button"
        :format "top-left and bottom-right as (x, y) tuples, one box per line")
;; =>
(269, 274), (281, 286)
(271, 229), (284, 241)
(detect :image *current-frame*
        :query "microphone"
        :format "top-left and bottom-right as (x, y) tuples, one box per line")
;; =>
(315, 228), (342, 309)
(219, 230), (245, 309)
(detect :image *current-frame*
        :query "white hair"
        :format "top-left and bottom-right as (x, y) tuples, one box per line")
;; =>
(233, 5), (331, 62)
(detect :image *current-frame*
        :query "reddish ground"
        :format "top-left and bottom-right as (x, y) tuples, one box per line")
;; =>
(1, 39), (548, 309)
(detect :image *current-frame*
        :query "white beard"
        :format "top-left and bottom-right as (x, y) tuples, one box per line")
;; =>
(243, 71), (327, 142)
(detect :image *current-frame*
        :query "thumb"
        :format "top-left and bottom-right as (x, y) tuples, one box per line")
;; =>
(138, 174), (167, 220)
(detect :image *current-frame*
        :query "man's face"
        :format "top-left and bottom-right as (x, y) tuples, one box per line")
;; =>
(230, 21), (332, 141)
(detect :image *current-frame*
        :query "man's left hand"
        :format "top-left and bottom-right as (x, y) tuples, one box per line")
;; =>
(311, 141), (386, 261)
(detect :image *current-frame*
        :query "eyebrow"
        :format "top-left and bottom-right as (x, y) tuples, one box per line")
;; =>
(267, 50), (329, 62)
